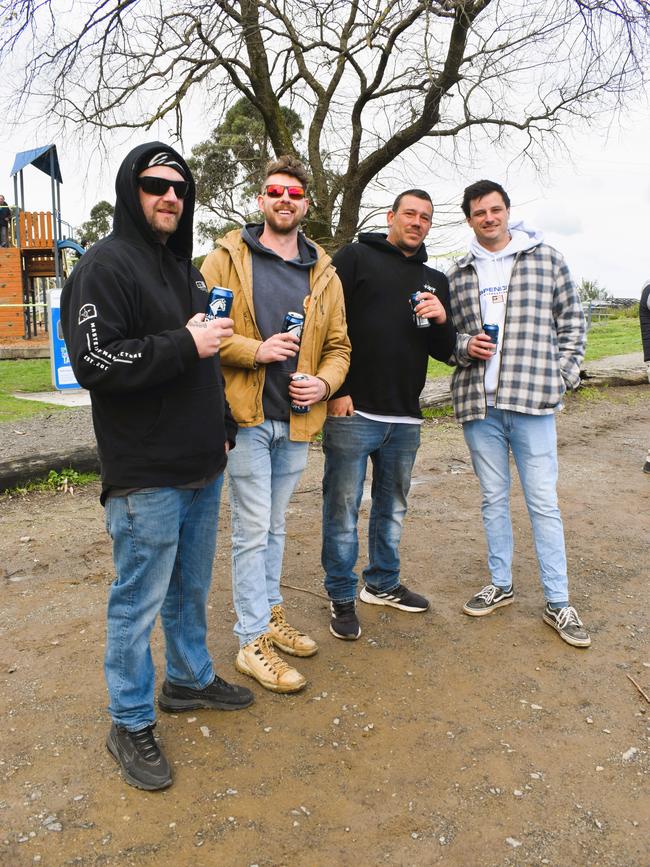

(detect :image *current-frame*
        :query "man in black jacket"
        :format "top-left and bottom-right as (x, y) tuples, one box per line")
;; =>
(61, 142), (253, 791)
(322, 189), (456, 640)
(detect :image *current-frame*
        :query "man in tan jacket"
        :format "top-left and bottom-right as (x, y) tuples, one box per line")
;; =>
(201, 155), (350, 693)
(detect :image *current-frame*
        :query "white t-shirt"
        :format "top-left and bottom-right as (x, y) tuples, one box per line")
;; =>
(469, 222), (543, 403)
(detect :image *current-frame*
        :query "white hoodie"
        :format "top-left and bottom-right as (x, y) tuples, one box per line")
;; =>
(470, 221), (543, 400)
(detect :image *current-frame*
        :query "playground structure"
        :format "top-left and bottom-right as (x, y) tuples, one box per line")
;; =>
(0, 145), (84, 341)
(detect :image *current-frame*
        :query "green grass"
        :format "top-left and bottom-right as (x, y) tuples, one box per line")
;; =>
(422, 405), (454, 419)
(0, 359), (65, 422)
(427, 358), (453, 378)
(583, 317), (641, 361)
(3, 467), (99, 497)
(0, 358), (55, 392)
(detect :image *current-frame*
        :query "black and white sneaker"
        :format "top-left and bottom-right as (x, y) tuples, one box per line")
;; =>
(106, 723), (172, 791)
(463, 583), (514, 616)
(330, 600), (361, 640)
(360, 583), (429, 612)
(543, 604), (591, 648)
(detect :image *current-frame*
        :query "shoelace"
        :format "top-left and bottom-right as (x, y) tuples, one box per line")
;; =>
(551, 605), (583, 629)
(476, 584), (500, 603)
(211, 674), (234, 693)
(331, 601), (356, 619)
(255, 634), (292, 675)
(271, 607), (305, 639)
(132, 727), (160, 761)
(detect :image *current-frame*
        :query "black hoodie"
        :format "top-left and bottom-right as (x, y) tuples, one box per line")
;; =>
(331, 233), (456, 417)
(61, 141), (236, 503)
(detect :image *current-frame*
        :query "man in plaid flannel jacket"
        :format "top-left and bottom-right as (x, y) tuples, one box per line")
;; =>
(447, 179), (591, 648)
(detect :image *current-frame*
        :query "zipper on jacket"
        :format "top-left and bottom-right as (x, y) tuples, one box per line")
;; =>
(468, 261), (489, 418)
(493, 250), (522, 406)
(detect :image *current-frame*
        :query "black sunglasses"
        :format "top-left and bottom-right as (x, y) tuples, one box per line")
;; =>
(138, 176), (190, 198)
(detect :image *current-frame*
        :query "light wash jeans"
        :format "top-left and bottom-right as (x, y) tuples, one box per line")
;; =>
(104, 477), (223, 731)
(321, 414), (420, 603)
(462, 408), (569, 605)
(227, 420), (309, 647)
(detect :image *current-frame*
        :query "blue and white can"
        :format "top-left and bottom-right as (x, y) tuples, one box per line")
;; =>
(205, 286), (234, 320)
(290, 373), (310, 414)
(282, 311), (304, 340)
(483, 323), (499, 347)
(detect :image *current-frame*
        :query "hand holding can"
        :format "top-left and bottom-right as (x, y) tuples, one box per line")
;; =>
(205, 286), (234, 320)
(410, 292), (430, 328)
(289, 373), (311, 414)
(483, 323), (499, 352)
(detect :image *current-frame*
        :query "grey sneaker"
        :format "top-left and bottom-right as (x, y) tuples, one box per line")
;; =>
(543, 604), (591, 647)
(106, 723), (172, 791)
(463, 583), (514, 616)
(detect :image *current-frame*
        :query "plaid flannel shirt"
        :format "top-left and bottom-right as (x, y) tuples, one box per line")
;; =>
(447, 243), (586, 424)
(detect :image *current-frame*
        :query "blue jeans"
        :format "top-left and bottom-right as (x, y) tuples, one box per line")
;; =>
(104, 476), (223, 731)
(321, 414), (420, 602)
(462, 409), (569, 604)
(227, 420), (309, 646)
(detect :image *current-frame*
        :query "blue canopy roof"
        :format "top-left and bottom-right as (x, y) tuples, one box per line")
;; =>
(11, 145), (62, 183)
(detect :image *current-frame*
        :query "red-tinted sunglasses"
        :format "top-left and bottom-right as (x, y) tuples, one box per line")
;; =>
(264, 184), (306, 200)
(138, 176), (190, 198)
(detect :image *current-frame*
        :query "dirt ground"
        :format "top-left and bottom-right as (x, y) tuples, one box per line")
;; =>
(1, 384), (649, 867)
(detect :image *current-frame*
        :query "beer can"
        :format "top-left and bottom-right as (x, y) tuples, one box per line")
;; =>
(205, 286), (234, 320)
(289, 373), (310, 414)
(410, 292), (430, 329)
(281, 311), (305, 341)
(483, 323), (499, 347)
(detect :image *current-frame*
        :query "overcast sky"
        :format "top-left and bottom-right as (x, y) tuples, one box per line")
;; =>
(1, 105), (648, 299)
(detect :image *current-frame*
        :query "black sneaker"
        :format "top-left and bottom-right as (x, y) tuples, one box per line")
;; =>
(158, 675), (254, 713)
(463, 583), (514, 616)
(330, 600), (361, 640)
(543, 604), (591, 648)
(106, 723), (172, 791)
(644, 459), (650, 474)
(359, 583), (429, 612)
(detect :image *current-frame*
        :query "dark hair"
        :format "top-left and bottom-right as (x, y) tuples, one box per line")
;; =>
(461, 180), (510, 217)
(391, 189), (433, 213)
(263, 155), (309, 190)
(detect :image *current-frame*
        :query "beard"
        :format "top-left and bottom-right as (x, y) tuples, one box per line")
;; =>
(263, 204), (304, 235)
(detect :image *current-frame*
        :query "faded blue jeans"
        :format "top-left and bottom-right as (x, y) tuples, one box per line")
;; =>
(104, 476), (223, 731)
(227, 420), (309, 647)
(462, 409), (569, 605)
(321, 414), (420, 603)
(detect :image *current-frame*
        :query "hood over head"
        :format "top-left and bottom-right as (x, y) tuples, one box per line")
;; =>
(112, 141), (196, 259)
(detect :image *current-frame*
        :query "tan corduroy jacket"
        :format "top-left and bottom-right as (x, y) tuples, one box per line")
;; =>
(201, 229), (350, 441)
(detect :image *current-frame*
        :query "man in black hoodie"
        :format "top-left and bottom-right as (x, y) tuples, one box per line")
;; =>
(61, 143), (253, 791)
(322, 189), (456, 640)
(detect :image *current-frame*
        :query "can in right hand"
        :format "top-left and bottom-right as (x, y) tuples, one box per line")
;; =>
(483, 323), (499, 347)
(205, 286), (234, 320)
(410, 292), (430, 329)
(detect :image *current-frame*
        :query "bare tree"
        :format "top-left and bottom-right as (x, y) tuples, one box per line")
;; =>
(2, 0), (648, 247)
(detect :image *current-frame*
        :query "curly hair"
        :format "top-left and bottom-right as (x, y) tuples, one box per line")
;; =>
(263, 155), (309, 190)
